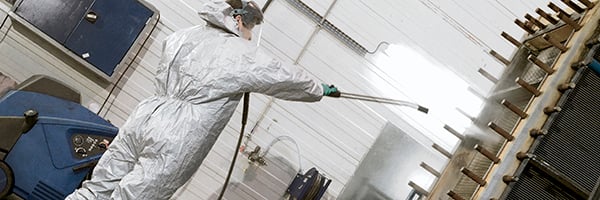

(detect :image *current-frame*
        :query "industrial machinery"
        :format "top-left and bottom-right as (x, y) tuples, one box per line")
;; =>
(0, 75), (118, 199)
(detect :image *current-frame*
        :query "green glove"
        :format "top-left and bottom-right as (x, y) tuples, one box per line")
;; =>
(322, 83), (340, 97)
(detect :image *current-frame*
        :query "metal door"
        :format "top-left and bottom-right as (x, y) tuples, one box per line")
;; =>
(64, 0), (153, 76)
(14, 0), (94, 43)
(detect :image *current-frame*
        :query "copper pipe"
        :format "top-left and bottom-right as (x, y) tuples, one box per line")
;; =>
(501, 99), (528, 118)
(474, 144), (500, 163)
(515, 19), (537, 34)
(432, 143), (452, 158)
(536, 8), (559, 24)
(501, 32), (523, 47)
(447, 191), (465, 200)
(530, 129), (548, 137)
(543, 34), (568, 52)
(461, 167), (487, 186)
(420, 162), (441, 177)
(549, 2), (571, 18)
(558, 83), (576, 92)
(490, 50), (511, 66)
(516, 77), (542, 96)
(544, 106), (562, 114)
(525, 14), (547, 29)
(562, 0), (585, 13)
(528, 55), (555, 74)
(577, 0), (594, 8)
(558, 12), (582, 30)
(503, 175), (520, 183)
(488, 122), (515, 141)
(516, 152), (533, 160)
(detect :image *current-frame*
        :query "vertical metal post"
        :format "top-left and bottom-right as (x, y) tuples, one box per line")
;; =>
(474, 144), (501, 163)
(501, 32), (523, 47)
(525, 14), (547, 29)
(543, 34), (568, 52)
(528, 55), (555, 74)
(490, 50), (511, 65)
(516, 77), (542, 96)
(461, 167), (487, 186)
(420, 162), (441, 177)
(488, 122), (515, 141)
(536, 8), (559, 24)
(501, 99), (528, 118)
(515, 19), (537, 34)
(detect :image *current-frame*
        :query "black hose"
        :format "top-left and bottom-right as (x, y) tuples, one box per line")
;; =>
(218, 92), (250, 199)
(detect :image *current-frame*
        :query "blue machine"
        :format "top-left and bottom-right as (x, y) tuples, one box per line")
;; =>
(0, 75), (118, 199)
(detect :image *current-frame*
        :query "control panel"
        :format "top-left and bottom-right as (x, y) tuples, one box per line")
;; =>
(71, 134), (112, 159)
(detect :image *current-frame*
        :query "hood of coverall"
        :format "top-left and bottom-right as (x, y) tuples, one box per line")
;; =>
(198, 0), (240, 36)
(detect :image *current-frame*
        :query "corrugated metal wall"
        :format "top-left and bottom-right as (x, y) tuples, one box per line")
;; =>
(0, 0), (573, 199)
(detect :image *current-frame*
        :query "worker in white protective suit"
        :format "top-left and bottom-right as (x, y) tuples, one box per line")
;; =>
(66, 0), (340, 199)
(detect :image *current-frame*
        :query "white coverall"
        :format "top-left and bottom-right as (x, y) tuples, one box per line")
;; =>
(66, 1), (323, 199)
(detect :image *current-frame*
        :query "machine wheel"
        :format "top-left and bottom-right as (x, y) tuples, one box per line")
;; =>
(0, 160), (14, 198)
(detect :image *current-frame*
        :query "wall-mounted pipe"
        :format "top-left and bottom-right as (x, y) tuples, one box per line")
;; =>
(562, 0), (585, 13)
(501, 32), (523, 47)
(528, 55), (555, 74)
(501, 99), (528, 118)
(432, 143), (453, 158)
(488, 122), (515, 141)
(443, 124), (465, 140)
(420, 162), (441, 177)
(516, 77), (542, 96)
(478, 68), (499, 84)
(577, 0), (594, 9)
(536, 8), (559, 24)
(549, 2), (571, 18)
(474, 144), (500, 164)
(525, 13), (547, 29)
(461, 167), (487, 186)
(515, 19), (537, 34)
(490, 50), (511, 65)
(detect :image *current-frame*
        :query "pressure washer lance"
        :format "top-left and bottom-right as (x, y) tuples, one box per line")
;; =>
(329, 91), (429, 114)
